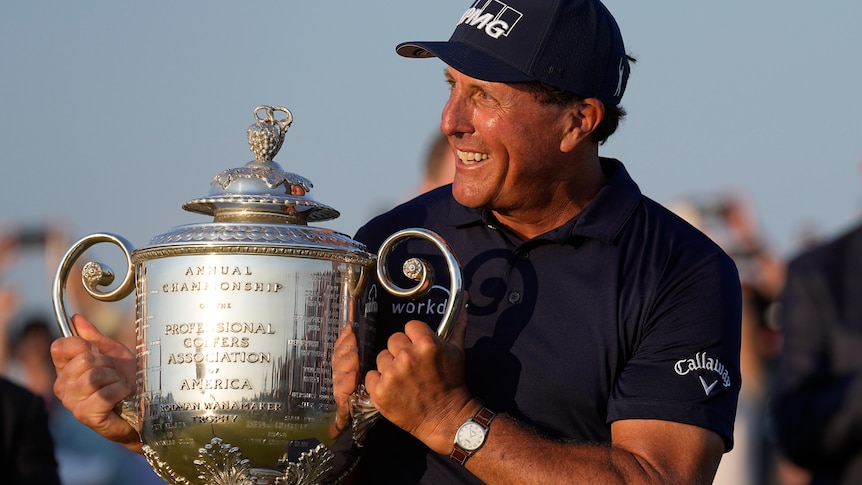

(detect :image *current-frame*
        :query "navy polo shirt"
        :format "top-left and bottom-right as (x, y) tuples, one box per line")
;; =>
(353, 158), (742, 484)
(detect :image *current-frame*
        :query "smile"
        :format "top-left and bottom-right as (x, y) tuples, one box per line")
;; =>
(457, 150), (489, 165)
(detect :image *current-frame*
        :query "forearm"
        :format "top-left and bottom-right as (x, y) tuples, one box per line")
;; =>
(417, 411), (721, 485)
(463, 417), (713, 485)
(465, 416), (649, 484)
(368, 316), (726, 483)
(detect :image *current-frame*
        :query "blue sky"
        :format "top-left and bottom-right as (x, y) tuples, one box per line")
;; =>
(2, 1), (860, 312)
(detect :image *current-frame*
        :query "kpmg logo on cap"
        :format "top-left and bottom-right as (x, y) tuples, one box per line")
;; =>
(458, 0), (523, 40)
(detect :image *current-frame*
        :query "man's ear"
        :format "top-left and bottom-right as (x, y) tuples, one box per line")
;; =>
(560, 98), (604, 153)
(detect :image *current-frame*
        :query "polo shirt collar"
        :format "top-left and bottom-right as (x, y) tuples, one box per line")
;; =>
(445, 158), (641, 246)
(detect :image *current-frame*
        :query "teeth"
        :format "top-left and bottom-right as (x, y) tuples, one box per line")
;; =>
(457, 150), (489, 164)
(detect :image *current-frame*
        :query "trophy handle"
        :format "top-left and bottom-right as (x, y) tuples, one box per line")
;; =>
(52, 233), (140, 430)
(349, 228), (463, 444)
(52, 232), (137, 338)
(375, 228), (463, 340)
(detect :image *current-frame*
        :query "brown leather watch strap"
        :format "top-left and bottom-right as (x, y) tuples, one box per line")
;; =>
(472, 406), (495, 428)
(450, 446), (471, 466)
(450, 406), (496, 466)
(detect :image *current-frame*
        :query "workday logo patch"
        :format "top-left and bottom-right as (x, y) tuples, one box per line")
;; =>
(390, 284), (451, 319)
(458, 0), (523, 40)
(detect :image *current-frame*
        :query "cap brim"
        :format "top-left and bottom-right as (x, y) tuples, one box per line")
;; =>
(396, 41), (533, 84)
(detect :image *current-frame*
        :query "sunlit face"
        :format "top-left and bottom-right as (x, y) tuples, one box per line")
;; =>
(440, 67), (573, 219)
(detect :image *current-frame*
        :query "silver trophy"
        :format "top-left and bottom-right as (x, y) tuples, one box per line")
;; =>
(52, 106), (462, 484)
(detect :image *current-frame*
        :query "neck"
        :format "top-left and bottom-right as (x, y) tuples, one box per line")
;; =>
(492, 156), (607, 240)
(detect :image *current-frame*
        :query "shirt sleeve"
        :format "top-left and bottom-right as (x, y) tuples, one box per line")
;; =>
(607, 251), (743, 451)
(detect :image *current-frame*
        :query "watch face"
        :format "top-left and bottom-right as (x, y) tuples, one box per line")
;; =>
(456, 421), (486, 451)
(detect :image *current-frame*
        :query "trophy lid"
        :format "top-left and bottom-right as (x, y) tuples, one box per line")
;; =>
(137, 106), (370, 260)
(182, 105), (339, 225)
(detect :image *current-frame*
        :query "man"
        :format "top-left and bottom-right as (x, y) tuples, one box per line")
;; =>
(352, 1), (741, 483)
(773, 218), (862, 484)
(51, 1), (742, 483)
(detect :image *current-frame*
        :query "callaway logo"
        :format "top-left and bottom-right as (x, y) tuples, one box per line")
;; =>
(459, 0), (523, 40)
(699, 376), (718, 396)
(674, 351), (732, 396)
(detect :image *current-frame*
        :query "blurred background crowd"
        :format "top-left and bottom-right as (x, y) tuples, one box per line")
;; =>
(2, 129), (860, 484)
(0, 224), (164, 484)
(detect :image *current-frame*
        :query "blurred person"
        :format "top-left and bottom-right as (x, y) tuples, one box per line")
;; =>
(0, 376), (62, 485)
(4, 313), (151, 485)
(794, 220), (824, 252)
(773, 217), (862, 484)
(0, 272), (18, 377)
(0, 225), (164, 485)
(0, 265), (60, 484)
(0, 258), (62, 484)
(5, 315), (58, 405)
(0, 227), (33, 374)
(51, 1), (743, 483)
(419, 132), (457, 194)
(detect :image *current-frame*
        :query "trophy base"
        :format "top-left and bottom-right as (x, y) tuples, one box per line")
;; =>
(144, 435), (359, 485)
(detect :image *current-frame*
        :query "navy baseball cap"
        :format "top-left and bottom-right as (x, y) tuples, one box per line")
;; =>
(396, 0), (630, 106)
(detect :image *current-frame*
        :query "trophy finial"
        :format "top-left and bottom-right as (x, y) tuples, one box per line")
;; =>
(181, 105), (339, 224)
(247, 106), (293, 163)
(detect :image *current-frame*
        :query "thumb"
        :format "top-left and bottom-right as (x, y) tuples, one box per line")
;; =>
(70, 313), (137, 383)
(71, 314), (105, 341)
(71, 314), (126, 356)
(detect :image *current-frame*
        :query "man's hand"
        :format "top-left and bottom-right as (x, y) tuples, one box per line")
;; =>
(50, 314), (142, 453)
(329, 322), (361, 439)
(364, 297), (476, 454)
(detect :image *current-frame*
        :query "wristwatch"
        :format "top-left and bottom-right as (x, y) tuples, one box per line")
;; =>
(450, 407), (496, 466)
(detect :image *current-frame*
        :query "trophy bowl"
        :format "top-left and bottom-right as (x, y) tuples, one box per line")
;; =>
(52, 106), (462, 484)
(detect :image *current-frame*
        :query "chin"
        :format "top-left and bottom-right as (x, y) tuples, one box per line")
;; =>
(451, 187), (488, 210)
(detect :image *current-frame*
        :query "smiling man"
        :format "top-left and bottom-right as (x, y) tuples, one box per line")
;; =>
(49, 1), (741, 484)
(352, 0), (742, 483)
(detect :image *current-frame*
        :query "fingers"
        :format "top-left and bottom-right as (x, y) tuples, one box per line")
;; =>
(50, 333), (94, 372)
(389, 325), (423, 352)
(366, 331), (413, 400)
(59, 359), (133, 409)
(52, 335), (137, 442)
(331, 323), (361, 437)
(52, 333), (133, 401)
(332, 324), (361, 396)
(71, 314), (121, 355)
(332, 323), (360, 371)
(66, 314), (136, 378)
(364, 369), (381, 397)
(51, 313), (140, 448)
(365, 294), (471, 412)
(52, 337), (139, 446)
(367, 319), (449, 396)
